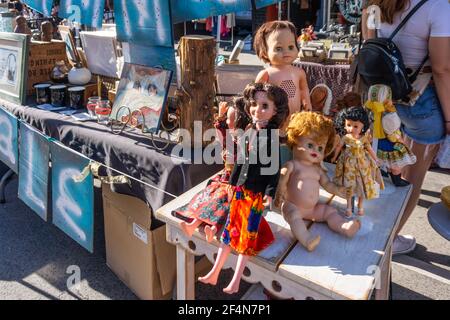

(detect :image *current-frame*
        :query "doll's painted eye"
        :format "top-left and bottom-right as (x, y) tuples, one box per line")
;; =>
(288, 45), (295, 50)
(275, 47), (283, 52)
(307, 143), (314, 149)
(318, 146), (324, 152)
(262, 103), (268, 110)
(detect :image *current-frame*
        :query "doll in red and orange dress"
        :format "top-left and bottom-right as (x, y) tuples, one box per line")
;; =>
(198, 82), (289, 294)
(174, 96), (251, 242)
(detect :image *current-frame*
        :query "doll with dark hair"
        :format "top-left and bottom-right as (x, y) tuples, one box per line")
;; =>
(331, 107), (384, 217)
(176, 95), (251, 243)
(198, 82), (289, 294)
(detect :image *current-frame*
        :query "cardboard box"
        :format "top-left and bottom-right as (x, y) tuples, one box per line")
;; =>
(102, 184), (176, 300)
(27, 40), (68, 96)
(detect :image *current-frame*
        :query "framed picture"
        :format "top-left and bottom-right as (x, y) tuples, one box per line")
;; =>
(58, 25), (79, 64)
(328, 48), (351, 59)
(301, 47), (318, 57)
(0, 32), (29, 105)
(80, 30), (119, 78)
(0, 12), (17, 32)
(110, 63), (173, 134)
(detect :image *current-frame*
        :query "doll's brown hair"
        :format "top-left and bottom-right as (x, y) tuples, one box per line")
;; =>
(243, 82), (289, 129)
(254, 20), (299, 64)
(286, 111), (336, 156)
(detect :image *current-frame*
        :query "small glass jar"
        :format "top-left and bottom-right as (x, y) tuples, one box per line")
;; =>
(95, 100), (111, 125)
(86, 96), (100, 118)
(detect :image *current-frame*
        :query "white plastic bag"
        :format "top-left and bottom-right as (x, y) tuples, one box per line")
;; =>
(435, 135), (450, 169)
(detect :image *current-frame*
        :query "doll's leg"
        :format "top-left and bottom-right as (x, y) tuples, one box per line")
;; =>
(312, 204), (360, 238)
(198, 243), (231, 285)
(345, 196), (353, 217)
(357, 197), (365, 216)
(204, 225), (217, 243)
(180, 219), (203, 237)
(223, 254), (249, 294)
(282, 201), (320, 252)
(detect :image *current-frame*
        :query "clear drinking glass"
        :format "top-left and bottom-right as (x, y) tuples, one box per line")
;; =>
(86, 96), (100, 118)
(95, 100), (112, 125)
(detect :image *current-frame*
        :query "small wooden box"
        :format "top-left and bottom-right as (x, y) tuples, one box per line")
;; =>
(27, 40), (68, 96)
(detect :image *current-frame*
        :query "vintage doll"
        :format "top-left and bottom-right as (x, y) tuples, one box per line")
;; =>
(274, 112), (360, 252)
(365, 84), (416, 187)
(329, 92), (362, 118)
(310, 84), (333, 116)
(175, 96), (251, 242)
(331, 107), (385, 217)
(198, 82), (289, 294)
(254, 20), (312, 123)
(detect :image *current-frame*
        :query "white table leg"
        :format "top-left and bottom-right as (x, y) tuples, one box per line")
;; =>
(375, 245), (392, 300)
(176, 244), (195, 300)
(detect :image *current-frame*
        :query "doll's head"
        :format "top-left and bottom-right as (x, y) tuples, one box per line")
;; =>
(334, 106), (370, 137)
(333, 92), (362, 115)
(310, 84), (332, 115)
(243, 82), (289, 129)
(254, 20), (299, 65)
(286, 112), (335, 164)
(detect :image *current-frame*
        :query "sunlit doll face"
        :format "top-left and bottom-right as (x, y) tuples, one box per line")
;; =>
(249, 91), (276, 128)
(345, 119), (364, 138)
(265, 28), (299, 67)
(294, 136), (326, 165)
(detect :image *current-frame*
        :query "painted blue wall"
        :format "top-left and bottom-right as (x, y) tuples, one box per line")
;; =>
(58, 0), (105, 29)
(22, 0), (54, 15)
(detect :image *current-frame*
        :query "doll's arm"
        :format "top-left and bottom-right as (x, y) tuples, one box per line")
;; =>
(274, 161), (294, 208)
(365, 139), (379, 163)
(319, 170), (346, 198)
(330, 138), (344, 163)
(255, 69), (269, 83)
(299, 68), (312, 111)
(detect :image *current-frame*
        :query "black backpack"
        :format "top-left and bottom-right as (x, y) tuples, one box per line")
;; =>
(355, 0), (429, 101)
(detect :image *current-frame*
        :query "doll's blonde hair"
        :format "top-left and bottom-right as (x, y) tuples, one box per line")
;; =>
(286, 111), (336, 156)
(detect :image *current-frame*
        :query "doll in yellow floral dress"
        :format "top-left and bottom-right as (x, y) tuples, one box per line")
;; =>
(331, 107), (385, 217)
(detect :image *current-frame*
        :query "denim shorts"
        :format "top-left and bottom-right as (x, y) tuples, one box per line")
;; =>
(396, 85), (446, 145)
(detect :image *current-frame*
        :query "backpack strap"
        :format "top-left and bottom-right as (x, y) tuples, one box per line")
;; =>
(389, 0), (428, 41)
(409, 54), (429, 83)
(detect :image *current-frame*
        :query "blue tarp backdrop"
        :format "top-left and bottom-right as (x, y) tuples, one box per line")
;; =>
(171, 0), (253, 24)
(22, 0), (54, 15)
(58, 0), (105, 29)
(254, 0), (280, 9)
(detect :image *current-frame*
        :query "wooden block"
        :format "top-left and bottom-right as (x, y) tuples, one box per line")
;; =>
(27, 40), (68, 96)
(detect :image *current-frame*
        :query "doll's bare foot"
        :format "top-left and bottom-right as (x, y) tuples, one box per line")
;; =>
(180, 221), (195, 237)
(345, 208), (353, 217)
(342, 219), (361, 238)
(305, 234), (321, 252)
(357, 208), (365, 216)
(223, 282), (240, 295)
(198, 272), (218, 286)
(204, 225), (217, 243)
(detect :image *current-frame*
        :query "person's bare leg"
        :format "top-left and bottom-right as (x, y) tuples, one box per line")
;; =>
(311, 204), (361, 237)
(396, 137), (440, 234)
(180, 219), (203, 237)
(198, 243), (231, 285)
(204, 225), (217, 243)
(223, 254), (249, 294)
(282, 201), (320, 251)
(357, 197), (364, 216)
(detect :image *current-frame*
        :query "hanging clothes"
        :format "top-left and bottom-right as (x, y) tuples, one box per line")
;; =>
(226, 13), (236, 28)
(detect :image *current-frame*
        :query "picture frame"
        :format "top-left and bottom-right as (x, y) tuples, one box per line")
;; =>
(301, 47), (318, 58)
(0, 32), (29, 105)
(110, 63), (173, 134)
(328, 48), (351, 60)
(58, 25), (80, 64)
(0, 12), (17, 32)
(80, 30), (120, 78)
